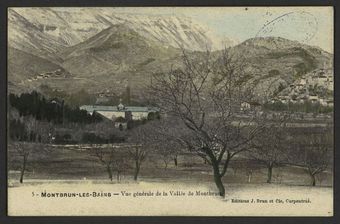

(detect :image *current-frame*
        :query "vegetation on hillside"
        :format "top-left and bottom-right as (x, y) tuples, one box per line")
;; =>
(263, 101), (333, 114)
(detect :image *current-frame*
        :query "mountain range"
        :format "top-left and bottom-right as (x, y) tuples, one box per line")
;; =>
(8, 8), (333, 102)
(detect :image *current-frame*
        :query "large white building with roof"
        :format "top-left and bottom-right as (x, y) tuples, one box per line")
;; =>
(80, 103), (160, 121)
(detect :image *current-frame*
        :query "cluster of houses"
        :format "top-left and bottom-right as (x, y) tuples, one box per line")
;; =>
(96, 89), (117, 98)
(305, 68), (333, 91)
(240, 101), (262, 111)
(94, 89), (117, 104)
(27, 69), (69, 82)
(273, 68), (334, 107)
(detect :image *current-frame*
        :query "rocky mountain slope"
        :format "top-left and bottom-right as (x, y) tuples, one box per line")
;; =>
(7, 7), (235, 95)
(59, 24), (183, 94)
(8, 8), (230, 56)
(8, 9), (67, 63)
(8, 8), (333, 102)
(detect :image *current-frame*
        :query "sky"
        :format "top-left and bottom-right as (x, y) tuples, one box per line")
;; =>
(106, 7), (333, 53)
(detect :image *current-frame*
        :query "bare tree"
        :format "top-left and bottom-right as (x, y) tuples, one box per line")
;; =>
(127, 124), (151, 181)
(35, 121), (54, 143)
(11, 116), (51, 183)
(92, 146), (116, 181)
(128, 119), (185, 177)
(129, 145), (147, 180)
(12, 142), (31, 183)
(11, 142), (47, 183)
(148, 118), (187, 170)
(86, 119), (125, 143)
(24, 115), (37, 142)
(112, 152), (129, 182)
(251, 112), (291, 183)
(92, 146), (129, 182)
(149, 48), (263, 197)
(160, 148), (174, 169)
(289, 131), (333, 186)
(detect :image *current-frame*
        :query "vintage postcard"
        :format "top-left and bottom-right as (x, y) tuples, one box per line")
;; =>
(7, 7), (333, 216)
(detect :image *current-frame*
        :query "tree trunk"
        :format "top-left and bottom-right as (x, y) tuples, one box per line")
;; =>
(310, 174), (316, 186)
(20, 154), (28, 183)
(174, 155), (178, 167)
(106, 165), (113, 181)
(134, 160), (140, 181)
(212, 163), (225, 197)
(247, 170), (252, 183)
(117, 171), (121, 182)
(267, 164), (273, 183)
(233, 168), (237, 176)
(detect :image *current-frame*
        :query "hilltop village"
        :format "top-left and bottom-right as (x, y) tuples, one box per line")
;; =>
(273, 67), (334, 107)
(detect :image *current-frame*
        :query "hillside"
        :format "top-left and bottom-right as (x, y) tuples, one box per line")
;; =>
(8, 35), (333, 102)
(8, 47), (68, 94)
(59, 24), (183, 95)
(7, 8), (333, 102)
(226, 37), (333, 98)
(7, 7), (235, 97)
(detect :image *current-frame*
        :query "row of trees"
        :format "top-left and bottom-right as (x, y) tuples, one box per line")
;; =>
(8, 120), (178, 184)
(9, 113), (127, 144)
(83, 117), (332, 191)
(251, 121), (332, 186)
(89, 120), (181, 182)
(9, 91), (102, 124)
(8, 90), (162, 144)
(9, 118), (332, 187)
(263, 100), (333, 114)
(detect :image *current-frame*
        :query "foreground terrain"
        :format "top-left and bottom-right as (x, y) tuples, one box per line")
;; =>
(8, 180), (333, 216)
(8, 143), (333, 186)
(8, 143), (333, 216)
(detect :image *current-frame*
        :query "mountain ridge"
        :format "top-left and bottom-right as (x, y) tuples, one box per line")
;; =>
(7, 9), (333, 102)
(9, 7), (233, 56)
